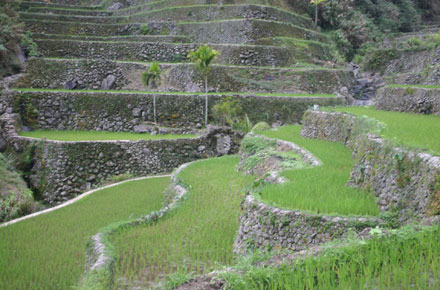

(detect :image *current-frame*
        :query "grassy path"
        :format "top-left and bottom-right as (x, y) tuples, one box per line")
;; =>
(0, 177), (169, 289)
(111, 156), (254, 289)
(332, 106), (440, 155)
(256, 125), (379, 216)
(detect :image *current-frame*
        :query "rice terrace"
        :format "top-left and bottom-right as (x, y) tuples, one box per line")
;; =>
(1, 0), (440, 289)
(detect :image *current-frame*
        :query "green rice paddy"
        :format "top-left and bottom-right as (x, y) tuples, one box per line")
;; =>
(0, 177), (169, 289)
(111, 156), (254, 288)
(332, 106), (440, 155)
(19, 130), (196, 141)
(224, 225), (440, 289)
(256, 125), (379, 216)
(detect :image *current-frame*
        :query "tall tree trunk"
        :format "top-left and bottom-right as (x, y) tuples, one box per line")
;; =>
(204, 77), (208, 127)
(153, 95), (157, 127)
(152, 80), (157, 127)
(315, 5), (318, 26)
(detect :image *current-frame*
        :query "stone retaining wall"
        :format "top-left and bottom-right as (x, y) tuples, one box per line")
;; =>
(375, 86), (440, 114)
(23, 5), (313, 29)
(234, 195), (381, 254)
(234, 134), (381, 254)
(35, 39), (293, 67)
(0, 113), (241, 204)
(12, 59), (353, 94)
(5, 91), (344, 131)
(110, 0), (310, 17)
(177, 19), (325, 44)
(25, 20), (174, 36)
(300, 110), (440, 221)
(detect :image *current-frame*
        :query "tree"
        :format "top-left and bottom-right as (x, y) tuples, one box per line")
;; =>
(188, 45), (220, 127)
(310, 0), (325, 26)
(141, 62), (163, 126)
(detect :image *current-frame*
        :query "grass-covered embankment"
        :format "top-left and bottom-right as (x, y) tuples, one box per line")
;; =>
(256, 125), (379, 216)
(0, 153), (40, 222)
(111, 156), (254, 288)
(224, 225), (440, 289)
(19, 130), (197, 141)
(11, 88), (338, 98)
(332, 106), (440, 155)
(0, 177), (169, 289)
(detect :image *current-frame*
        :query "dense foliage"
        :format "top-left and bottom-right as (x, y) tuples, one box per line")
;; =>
(0, 0), (37, 77)
(316, 0), (423, 60)
(0, 153), (39, 222)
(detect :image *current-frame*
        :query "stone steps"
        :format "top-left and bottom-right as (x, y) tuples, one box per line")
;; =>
(12, 58), (352, 94)
(6, 89), (344, 130)
(24, 18), (324, 44)
(176, 19), (327, 44)
(21, 4), (314, 29)
(19, 1), (103, 10)
(24, 19), (175, 36)
(33, 33), (190, 43)
(34, 39), (295, 67)
(26, 7), (112, 16)
(109, 0), (307, 17)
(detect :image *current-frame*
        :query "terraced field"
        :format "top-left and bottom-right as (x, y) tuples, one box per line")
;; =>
(0, 177), (169, 289)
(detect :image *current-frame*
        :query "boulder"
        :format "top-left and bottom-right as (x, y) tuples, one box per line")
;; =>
(101, 75), (116, 90)
(64, 80), (78, 90)
(107, 2), (124, 11)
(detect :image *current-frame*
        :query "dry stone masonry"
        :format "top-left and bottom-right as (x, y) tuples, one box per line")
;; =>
(0, 113), (242, 204)
(301, 110), (440, 222)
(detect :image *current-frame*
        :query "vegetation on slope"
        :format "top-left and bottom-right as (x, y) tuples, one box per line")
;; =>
(256, 125), (379, 216)
(0, 177), (168, 289)
(332, 106), (440, 155)
(0, 152), (39, 222)
(222, 225), (440, 289)
(0, 0), (37, 77)
(19, 130), (197, 141)
(315, 0), (423, 61)
(111, 156), (254, 288)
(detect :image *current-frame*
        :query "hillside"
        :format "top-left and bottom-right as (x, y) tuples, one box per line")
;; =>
(0, 0), (439, 289)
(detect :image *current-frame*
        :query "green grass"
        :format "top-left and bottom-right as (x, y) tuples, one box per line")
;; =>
(111, 156), (254, 288)
(256, 126), (379, 216)
(331, 106), (440, 155)
(0, 177), (169, 289)
(19, 130), (197, 141)
(12, 88), (337, 98)
(387, 84), (440, 89)
(223, 225), (440, 289)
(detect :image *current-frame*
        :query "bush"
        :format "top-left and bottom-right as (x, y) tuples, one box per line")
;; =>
(252, 122), (271, 132)
(0, 153), (40, 222)
(318, 0), (421, 61)
(212, 96), (242, 126)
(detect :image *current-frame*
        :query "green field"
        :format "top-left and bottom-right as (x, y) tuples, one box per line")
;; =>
(223, 225), (440, 289)
(332, 106), (440, 155)
(256, 125), (379, 216)
(111, 156), (254, 288)
(0, 177), (169, 289)
(19, 130), (197, 141)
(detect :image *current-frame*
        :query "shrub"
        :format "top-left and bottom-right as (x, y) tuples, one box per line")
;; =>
(140, 24), (150, 35)
(212, 96), (242, 126)
(251, 122), (271, 132)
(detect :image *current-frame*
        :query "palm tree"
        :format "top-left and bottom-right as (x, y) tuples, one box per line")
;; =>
(141, 62), (163, 127)
(188, 45), (220, 127)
